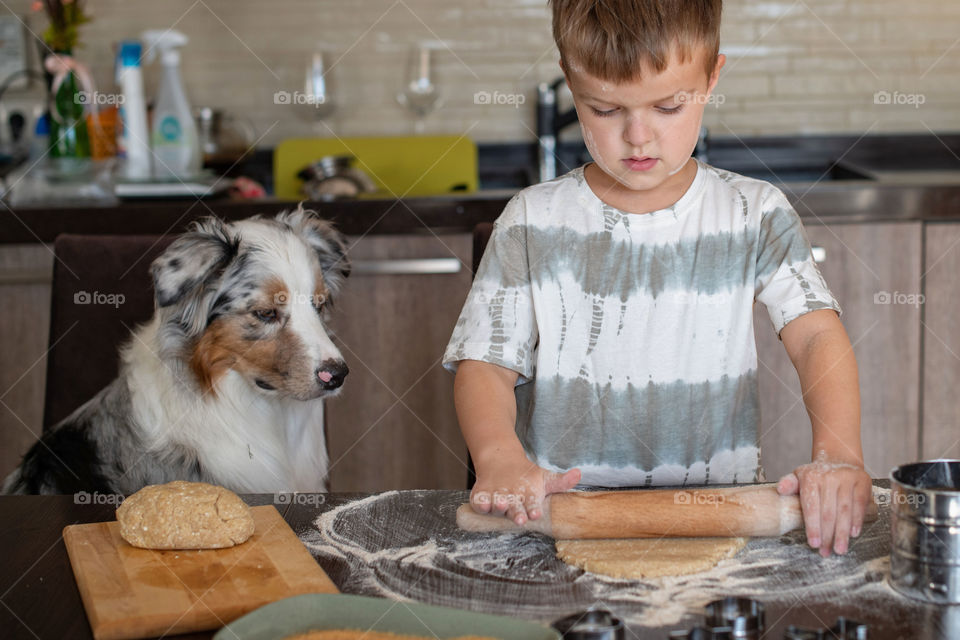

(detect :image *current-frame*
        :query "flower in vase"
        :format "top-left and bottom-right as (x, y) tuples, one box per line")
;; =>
(34, 0), (92, 52)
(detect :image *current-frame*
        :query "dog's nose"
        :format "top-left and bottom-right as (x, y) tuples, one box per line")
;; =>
(316, 360), (349, 390)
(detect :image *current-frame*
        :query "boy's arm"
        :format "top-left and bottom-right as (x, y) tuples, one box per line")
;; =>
(454, 359), (580, 525)
(775, 308), (872, 557)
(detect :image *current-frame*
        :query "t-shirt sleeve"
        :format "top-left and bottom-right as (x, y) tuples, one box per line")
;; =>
(442, 195), (538, 383)
(754, 186), (841, 335)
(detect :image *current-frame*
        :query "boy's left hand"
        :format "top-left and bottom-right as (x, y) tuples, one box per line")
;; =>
(776, 459), (872, 557)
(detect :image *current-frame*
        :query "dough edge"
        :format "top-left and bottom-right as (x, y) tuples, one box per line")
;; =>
(555, 537), (748, 579)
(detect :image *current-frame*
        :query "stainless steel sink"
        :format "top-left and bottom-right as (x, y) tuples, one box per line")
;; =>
(716, 159), (875, 183)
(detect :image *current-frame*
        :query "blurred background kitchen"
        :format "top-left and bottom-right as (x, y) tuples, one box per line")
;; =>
(28, 0), (960, 138)
(0, 0), (955, 185)
(1, 0), (959, 493)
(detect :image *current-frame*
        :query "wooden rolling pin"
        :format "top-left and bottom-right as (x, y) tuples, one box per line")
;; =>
(456, 483), (878, 539)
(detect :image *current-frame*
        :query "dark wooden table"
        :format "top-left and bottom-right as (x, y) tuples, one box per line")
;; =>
(0, 486), (955, 640)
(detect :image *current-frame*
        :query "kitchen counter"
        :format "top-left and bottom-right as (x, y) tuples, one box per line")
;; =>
(0, 193), (513, 245)
(5, 132), (960, 245)
(0, 482), (954, 640)
(2, 176), (960, 245)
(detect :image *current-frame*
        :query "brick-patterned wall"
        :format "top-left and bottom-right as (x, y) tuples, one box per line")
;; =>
(5, 0), (958, 146)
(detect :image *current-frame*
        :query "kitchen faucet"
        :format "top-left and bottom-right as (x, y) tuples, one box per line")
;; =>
(536, 75), (711, 182)
(537, 77), (579, 182)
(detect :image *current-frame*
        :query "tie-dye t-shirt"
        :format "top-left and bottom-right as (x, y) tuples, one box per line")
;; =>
(443, 160), (840, 487)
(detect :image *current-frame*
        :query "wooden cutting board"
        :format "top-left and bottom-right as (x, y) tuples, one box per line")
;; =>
(63, 505), (338, 640)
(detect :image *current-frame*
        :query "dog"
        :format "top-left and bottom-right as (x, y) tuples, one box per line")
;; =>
(3, 207), (350, 495)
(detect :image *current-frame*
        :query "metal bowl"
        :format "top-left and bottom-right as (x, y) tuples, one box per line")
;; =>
(889, 459), (960, 603)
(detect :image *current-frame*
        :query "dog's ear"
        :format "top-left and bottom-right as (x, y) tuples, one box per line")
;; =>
(151, 218), (239, 335)
(279, 205), (350, 295)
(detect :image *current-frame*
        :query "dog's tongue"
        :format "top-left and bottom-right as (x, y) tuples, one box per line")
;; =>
(318, 371), (333, 383)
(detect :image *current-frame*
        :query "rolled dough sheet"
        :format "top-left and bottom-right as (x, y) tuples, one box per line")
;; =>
(555, 537), (748, 579)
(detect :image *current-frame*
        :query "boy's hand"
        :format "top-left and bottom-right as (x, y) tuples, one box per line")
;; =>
(776, 458), (872, 557)
(470, 453), (580, 526)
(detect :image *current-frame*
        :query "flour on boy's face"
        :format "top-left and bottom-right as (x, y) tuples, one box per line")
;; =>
(564, 48), (724, 195)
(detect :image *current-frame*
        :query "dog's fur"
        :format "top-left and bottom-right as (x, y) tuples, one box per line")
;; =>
(3, 208), (350, 495)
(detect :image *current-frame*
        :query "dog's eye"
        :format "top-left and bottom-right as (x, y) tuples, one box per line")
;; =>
(253, 309), (279, 323)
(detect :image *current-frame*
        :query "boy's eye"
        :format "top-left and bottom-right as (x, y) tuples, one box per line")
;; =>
(656, 104), (684, 114)
(590, 106), (618, 117)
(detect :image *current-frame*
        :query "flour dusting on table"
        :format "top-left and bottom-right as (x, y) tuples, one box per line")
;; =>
(298, 486), (898, 629)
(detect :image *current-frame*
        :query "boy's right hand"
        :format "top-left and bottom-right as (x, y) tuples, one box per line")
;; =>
(469, 453), (581, 526)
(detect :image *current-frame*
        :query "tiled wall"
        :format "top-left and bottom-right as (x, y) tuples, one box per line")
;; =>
(5, 0), (958, 147)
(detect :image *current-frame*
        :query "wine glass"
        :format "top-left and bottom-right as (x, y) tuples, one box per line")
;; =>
(397, 44), (442, 130)
(302, 51), (335, 120)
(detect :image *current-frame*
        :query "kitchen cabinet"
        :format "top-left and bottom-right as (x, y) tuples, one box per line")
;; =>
(921, 223), (960, 460)
(323, 233), (473, 492)
(755, 222), (922, 481)
(0, 244), (53, 481)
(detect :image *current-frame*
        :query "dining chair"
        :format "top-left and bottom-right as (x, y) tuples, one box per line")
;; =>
(43, 234), (173, 429)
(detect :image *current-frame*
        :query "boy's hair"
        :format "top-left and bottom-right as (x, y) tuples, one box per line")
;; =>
(550, 0), (722, 82)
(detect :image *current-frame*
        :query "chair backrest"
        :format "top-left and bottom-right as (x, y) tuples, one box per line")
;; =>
(44, 234), (174, 428)
(472, 222), (493, 276)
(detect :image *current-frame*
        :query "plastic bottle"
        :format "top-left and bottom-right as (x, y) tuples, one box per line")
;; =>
(141, 29), (200, 179)
(115, 40), (151, 179)
(28, 113), (49, 163)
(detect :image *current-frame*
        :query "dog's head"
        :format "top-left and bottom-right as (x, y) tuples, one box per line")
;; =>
(150, 206), (351, 400)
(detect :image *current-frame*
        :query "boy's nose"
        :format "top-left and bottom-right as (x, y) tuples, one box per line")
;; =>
(622, 116), (653, 147)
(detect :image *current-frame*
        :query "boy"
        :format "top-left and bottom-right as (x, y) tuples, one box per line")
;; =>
(443, 0), (872, 557)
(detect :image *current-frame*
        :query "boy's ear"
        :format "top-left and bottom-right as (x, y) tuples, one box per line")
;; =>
(558, 58), (567, 82)
(707, 53), (726, 93)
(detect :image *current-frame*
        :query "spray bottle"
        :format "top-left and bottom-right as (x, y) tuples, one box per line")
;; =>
(115, 40), (151, 179)
(141, 29), (200, 179)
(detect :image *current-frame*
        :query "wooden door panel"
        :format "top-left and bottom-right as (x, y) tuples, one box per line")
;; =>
(756, 222), (922, 480)
(922, 223), (960, 461)
(325, 234), (473, 491)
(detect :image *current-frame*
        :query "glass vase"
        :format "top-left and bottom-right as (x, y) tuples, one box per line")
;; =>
(47, 51), (91, 159)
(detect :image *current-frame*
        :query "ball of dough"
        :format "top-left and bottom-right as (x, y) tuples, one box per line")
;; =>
(117, 481), (255, 549)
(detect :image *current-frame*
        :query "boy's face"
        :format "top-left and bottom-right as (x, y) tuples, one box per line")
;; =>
(562, 49), (725, 194)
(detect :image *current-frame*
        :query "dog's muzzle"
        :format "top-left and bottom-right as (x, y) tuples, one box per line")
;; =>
(316, 359), (349, 390)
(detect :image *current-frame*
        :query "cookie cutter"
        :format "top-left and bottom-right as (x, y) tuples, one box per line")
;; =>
(668, 626), (734, 639)
(784, 616), (868, 639)
(704, 597), (765, 638)
(550, 608), (625, 640)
